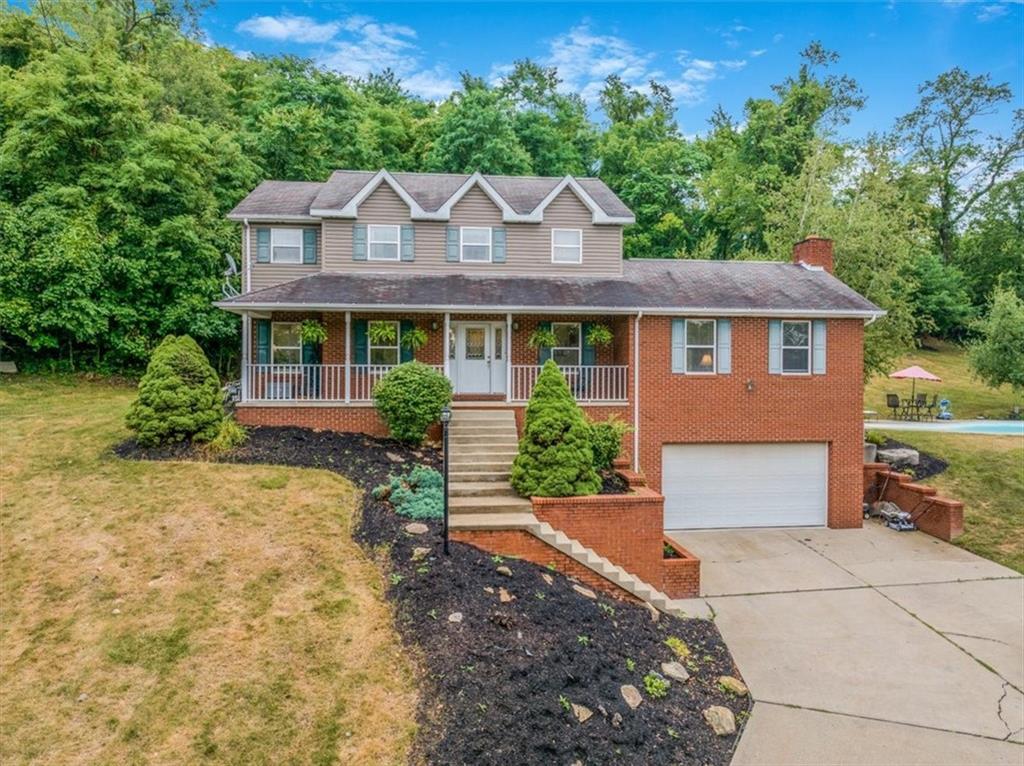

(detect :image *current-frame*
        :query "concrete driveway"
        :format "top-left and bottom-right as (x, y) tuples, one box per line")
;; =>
(668, 523), (1024, 765)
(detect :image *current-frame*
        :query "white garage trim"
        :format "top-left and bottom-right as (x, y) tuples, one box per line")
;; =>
(663, 443), (828, 530)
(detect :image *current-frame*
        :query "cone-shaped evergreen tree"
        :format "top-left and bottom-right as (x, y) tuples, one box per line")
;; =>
(126, 335), (224, 446)
(510, 360), (601, 497)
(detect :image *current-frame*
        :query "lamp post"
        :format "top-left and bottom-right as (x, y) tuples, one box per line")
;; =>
(439, 405), (452, 555)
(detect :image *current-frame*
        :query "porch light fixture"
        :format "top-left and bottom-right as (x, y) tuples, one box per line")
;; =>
(430, 321), (439, 330)
(745, 379), (756, 393)
(512, 321), (520, 330)
(440, 406), (452, 555)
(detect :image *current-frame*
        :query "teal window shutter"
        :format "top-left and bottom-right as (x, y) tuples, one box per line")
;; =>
(812, 320), (827, 374)
(256, 228), (271, 263)
(581, 322), (596, 366)
(255, 319), (270, 363)
(400, 225), (415, 262)
(352, 225), (367, 261)
(302, 228), (318, 264)
(716, 319), (732, 374)
(353, 319), (368, 364)
(301, 337), (320, 364)
(492, 228), (507, 263)
(399, 319), (415, 362)
(768, 320), (782, 374)
(671, 319), (685, 373)
(537, 321), (552, 364)
(446, 226), (460, 262)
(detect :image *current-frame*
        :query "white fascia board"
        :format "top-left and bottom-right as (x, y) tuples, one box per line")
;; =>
(437, 172), (521, 221)
(527, 176), (635, 225)
(310, 169), (434, 220)
(226, 213), (320, 222)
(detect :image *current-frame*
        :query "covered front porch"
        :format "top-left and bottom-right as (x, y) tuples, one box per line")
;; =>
(239, 311), (633, 405)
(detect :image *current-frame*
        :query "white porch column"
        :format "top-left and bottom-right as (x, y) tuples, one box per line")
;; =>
(633, 312), (642, 472)
(505, 312), (512, 403)
(240, 313), (250, 403)
(344, 311), (351, 404)
(443, 312), (451, 381)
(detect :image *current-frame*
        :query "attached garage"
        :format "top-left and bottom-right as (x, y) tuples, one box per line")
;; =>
(662, 443), (828, 529)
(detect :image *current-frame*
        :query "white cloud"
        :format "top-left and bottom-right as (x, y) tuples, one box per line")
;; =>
(750, 48), (768, 57)
(236, 14), (340, 44)
(541, 24), (656, 103)
(772, 33), (784, 44)
(976, 3), (1010, 21)
(668, 52), (747, 103)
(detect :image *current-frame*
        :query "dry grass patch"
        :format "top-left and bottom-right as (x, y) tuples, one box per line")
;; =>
(0, 376), (417, 765)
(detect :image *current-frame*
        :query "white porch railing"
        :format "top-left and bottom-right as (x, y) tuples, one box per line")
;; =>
(510, 365), (628, 403)
(245, 363), (443, 402)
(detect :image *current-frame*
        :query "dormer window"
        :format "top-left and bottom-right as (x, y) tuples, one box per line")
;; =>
(551, 229), (582, 264)
(460, 227), (492, 262)
(368, 225), (400, 261)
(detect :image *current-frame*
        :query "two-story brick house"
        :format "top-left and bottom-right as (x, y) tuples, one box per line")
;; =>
(217, 169), (883, 544)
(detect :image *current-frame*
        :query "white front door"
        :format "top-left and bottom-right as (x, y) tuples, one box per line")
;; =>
(453, 323), (507, 395)
(662, 443), (828, 529)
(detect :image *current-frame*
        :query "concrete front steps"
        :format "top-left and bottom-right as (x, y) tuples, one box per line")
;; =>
(450, 512), (687, 618)
(448, 410), (531, 516)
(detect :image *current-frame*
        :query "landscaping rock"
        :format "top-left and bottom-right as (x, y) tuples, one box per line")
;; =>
(620, 684), (643, 710)
(703, 706), (737, 736)
(661, 661), (690, 683)
(877, 447), (920, 467)
(499, 587), (515, 603)
(76, 693), (88, 703)
(718, 675), (748, 697)
(404, 522), (429, 535)
(483, 586), (495, 594)
(611, 712), (623, 728)
(541, 573), (554, 585)
(496, 565), (513, 577)
(448, 612), (463, 623)
(386, 451), (405, 463)
(411, 547), (431, 561)
(571, 703), (593, 723)
(572, 584), (596, 599)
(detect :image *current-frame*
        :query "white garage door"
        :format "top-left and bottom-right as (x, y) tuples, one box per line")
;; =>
(662, 443), (827, 529)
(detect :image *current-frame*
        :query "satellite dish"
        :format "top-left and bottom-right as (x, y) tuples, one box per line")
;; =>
(224, 253), (239, 276)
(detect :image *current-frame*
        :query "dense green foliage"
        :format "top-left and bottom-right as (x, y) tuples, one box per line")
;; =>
(588, 415), (632, 471)
(205, 416), (248, 454)
(125, 334), (224, 446)
(373, 362), (452, 444)
(968, 287), (1024, 394)
(1, 3), (1020, 379)
(374, 465), (443, 520)
(511, 361), (601, 497)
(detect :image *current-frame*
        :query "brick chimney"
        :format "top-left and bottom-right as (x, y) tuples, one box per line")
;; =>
(793, 235), (834, 274)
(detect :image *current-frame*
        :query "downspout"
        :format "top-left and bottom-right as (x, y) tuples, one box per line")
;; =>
(240, 219), (251, 402)
(633, 311), (642, 472)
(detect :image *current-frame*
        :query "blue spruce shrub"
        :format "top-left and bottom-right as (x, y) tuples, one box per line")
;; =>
(381, 465), (443, 519)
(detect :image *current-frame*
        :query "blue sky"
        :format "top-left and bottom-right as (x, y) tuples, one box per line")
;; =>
(205, 1), (1023, 138)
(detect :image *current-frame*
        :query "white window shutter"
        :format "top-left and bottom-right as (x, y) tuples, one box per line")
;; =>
(717, 319), (732, 374)
(671, 319), (685, 373)
(768, 320), (782, 374)
(812, 320), (827, 374)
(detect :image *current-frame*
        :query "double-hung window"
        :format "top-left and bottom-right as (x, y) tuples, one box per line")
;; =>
(271, 229), (302, 263)
(368, 225), (400, 261)
(551, 229), (582, 263)
(368, 320), (400, 365)
(460, 227), (492, 262)
(551, 322), (581, 366)
(271, 322), (301, 364)
(781, 320), (811, 374)
(684, 319), (716, 374)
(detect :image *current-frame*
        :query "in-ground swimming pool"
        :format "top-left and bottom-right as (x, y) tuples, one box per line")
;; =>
(865, 419), (1024, 436)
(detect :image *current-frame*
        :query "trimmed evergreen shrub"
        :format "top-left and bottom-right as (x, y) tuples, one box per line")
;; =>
(373, 361), (453, 444)
(375, 465), (443, 519)
(125, 335), (224, 446)
(510, 360), (601, 497)
(588, 415), (632, 470)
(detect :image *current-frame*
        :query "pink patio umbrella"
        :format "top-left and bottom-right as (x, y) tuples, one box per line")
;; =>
(889, 365), (942, 401)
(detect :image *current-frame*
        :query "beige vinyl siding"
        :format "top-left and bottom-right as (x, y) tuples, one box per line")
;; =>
(246, 224), (321, 292)
(322, 184), (623, 277)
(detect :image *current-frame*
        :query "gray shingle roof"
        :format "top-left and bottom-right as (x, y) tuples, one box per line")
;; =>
(228, 170), (632, 221)
(218, 259), (882, 316)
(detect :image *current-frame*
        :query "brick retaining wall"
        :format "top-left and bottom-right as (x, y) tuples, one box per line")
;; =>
(661, 537), (701, 599)
(863, 463), (965, 541)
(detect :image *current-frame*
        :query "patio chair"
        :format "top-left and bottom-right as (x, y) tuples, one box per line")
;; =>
(924, 394), (939, 420)
(912, 393), (928, 421)
(885, 393), (904, 419)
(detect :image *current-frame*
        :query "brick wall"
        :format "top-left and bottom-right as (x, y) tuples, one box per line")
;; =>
(863, 463), (965, 541)
(236, 404), (391, 436)
(636, 315), (865, 529)
(662, 537), (700, 599)
(793, 236), (834, 273)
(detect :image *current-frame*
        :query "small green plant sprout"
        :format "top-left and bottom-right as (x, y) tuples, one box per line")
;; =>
(400, 326), (429, 352)
(643, 673), (670, 699)
(576, 634), (590, 646)
(299, 319), (328, 345)
(546, 562), (557, 571)
(477, 702), (488, 713)
(625, 658), (636, 672)
(388, 573), (403, 585)
(535, 591), (546, 600)
(558, 694), (572, 713)
(527, 327), (559, 349)
(585, 323), (613, 347)
(664, 636), (690, 660)
(491, 554), (505, 564)
(737, 710), (750, 723)
(427, 608), (437, 620)
(598, 602), (616, 617)
(416, 565), (430, 574)
(367, 320), (398, 345)
(667, 727), (680, 739)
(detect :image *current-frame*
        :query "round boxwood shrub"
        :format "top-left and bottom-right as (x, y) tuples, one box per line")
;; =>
(510, 360), (601, 497)
(125, 335), (224, 446)
(373, 361), (453, 444)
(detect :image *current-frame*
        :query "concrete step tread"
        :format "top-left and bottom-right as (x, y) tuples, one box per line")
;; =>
(449, 512), (539, 530)
(450, 481), (516, 492)
(450, 495), (532, 509)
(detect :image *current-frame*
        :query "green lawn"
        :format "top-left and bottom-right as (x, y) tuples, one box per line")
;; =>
(0, 376), (417, 765)
(864, 341), (1021, 421)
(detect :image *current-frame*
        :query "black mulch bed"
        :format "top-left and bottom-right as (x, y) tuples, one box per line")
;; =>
(878, 437), (949, 481)
(118, 426), (748, 765)
(598, 469), (631, 495)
